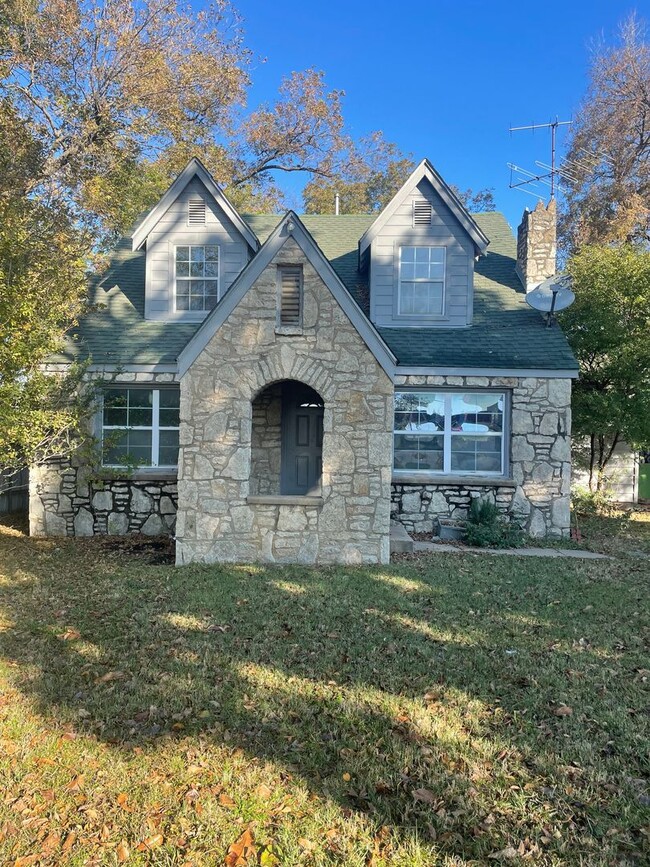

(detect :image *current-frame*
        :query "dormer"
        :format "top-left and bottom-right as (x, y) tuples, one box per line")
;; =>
(359, 160), (489, 328)
(132, 158), (259, 321)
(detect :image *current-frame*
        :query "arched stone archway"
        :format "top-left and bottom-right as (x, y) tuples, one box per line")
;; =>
(251, 380), (324, 497)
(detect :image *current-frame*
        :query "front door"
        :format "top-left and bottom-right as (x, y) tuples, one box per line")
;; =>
(281, 383), (324, 495)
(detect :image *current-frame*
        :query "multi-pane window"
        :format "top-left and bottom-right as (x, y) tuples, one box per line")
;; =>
(394, 391), (505, 475)
(398, 246), (445, 315)
(102, 388), (180, 468)
(175, 245), (219, 312)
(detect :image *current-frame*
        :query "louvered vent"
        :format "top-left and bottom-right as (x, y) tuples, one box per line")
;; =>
(413, 199), (432, 226)
(279, 266), (302, 326)
(188, 199), (206, 225)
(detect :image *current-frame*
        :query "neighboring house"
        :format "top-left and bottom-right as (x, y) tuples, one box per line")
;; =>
(30, 159), (578, 564)
(573, 441), (640, 504)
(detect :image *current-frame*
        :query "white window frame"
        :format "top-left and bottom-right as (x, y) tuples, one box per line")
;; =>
(101, 387), (180, 469)
(397, 246), (446, 317)
(173, 244), (220, 314)
(393, 389), (508, 477)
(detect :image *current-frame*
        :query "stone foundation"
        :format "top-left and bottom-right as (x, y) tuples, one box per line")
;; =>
(29, 459), (177, 537)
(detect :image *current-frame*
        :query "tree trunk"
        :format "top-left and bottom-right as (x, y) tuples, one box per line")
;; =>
(596, 431), (621, 492)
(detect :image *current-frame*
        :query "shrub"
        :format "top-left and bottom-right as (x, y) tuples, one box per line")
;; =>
(464, 497), (525, 549)
(571, 486), (617, 517)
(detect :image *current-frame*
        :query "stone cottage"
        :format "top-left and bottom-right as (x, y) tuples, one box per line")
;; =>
(30, 158), (578, 564)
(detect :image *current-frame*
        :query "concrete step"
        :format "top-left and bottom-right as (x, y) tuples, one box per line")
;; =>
(390, 520), (413, 554)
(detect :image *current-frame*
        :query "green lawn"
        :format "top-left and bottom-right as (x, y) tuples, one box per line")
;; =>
(0, 522), (648, 866)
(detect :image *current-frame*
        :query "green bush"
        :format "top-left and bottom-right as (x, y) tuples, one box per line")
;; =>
(464, 497), (525, 549)
(571, 486), (617, 517)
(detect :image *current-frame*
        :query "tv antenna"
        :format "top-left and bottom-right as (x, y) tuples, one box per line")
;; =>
(508, 118), (572, 199)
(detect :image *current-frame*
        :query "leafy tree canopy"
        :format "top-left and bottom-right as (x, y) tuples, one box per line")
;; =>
(561, 244), (650, 488)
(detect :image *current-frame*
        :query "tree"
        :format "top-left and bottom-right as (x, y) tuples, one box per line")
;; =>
(303, 132), (495, 215)
(561, 244), (650, 490)
(0, 103), (89, 480)
(561, 14), (650, 249)
(0, 1), (359, 244)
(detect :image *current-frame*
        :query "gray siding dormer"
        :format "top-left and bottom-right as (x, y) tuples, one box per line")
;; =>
(369, 178), (475, 328)
(144, 177), (251, 321)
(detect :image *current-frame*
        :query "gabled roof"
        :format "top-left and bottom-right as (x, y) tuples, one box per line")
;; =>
(358, 158), (490, 257)
(178, 211), (396, 378)
(131, 157), (259, 252)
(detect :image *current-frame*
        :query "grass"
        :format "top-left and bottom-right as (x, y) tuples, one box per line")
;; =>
(0, 522), (648, 866)
(571, 509), (650, 557)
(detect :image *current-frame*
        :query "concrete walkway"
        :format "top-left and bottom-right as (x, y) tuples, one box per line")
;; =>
(411, 540), (610, 560)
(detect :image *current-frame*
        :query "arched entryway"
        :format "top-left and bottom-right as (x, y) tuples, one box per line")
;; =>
(251, 380), (324, 497)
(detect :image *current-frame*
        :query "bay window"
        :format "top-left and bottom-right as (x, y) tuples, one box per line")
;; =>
(102, 388), (180, 468)
(394, 391), (506, 475)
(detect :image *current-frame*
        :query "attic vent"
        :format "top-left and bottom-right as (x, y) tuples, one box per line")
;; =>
(278, 265), (302, 326)
(188, 199), (206, 225)
(413, 199), (432, 226)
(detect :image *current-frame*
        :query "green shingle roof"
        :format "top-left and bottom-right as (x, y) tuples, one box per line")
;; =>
(56, 211), (577, 372)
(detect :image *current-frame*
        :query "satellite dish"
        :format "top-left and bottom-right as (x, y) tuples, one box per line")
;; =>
(526, 274), (575, 326)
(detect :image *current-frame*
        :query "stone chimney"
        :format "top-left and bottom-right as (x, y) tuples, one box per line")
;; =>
(515, 199), (557, 291)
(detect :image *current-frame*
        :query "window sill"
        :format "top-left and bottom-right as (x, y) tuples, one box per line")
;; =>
(98, 469), (178, 482)
(275, 325), (303, 336)
(392, 473), (515, 487)
(247, 494), (324, 506)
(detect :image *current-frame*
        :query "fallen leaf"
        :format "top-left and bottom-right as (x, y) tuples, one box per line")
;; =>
(116, 839), (130, 862)
(342, 772), (351, 782)
(554, 705), (573, 717)
(225, 828), (256, 866)
(298, 837), (316, 852)
(94, 670), (125, 684)
(41, 831), (61, 851)
(138, 834), (164, 851)
(412, 787), (437, 805)
(255, 783), (273, 800)
(14, 855), (40, 867)
(61, 831), (77, 852)
(117, 793), (130, 810)
(219, 793), (236, 808)
(489, 846), (519, 859)
(60, 628), (81, 640)
(66, 774), (85, 791)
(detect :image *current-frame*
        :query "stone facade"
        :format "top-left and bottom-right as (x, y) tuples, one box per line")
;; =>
(391, 374), (572, 539)
(176, 236), (394, 565)
(515, 199), (557, 290)
(29, 459), (177, 537)
(29, 372), (179, 538)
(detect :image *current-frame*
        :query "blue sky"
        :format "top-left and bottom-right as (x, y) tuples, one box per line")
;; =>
(226, 0), (643, 230)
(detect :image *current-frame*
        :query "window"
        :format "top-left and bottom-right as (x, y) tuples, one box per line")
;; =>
(188, 199), (206, 225)
(175, 245), (219, 312)
(102, 388), (180, 468)
(413, 199), (432, 226)
(398, 246), (445, 315)
(394, 391), (506, 475)
(278, 265), (302, 326)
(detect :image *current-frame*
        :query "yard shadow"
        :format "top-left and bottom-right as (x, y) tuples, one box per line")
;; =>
(0, 527), (648, 862)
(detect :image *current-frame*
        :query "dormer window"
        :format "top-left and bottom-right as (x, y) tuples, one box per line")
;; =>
(188, 199), (206, 225)
(277, 265), (303, 327)
(398, 246), (445, 316)
(175, 245), (219, 312)
(413, 199), (432, 226)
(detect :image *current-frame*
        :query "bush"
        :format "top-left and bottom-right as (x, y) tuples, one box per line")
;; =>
(464, 497), (525, 549)
(571, 486), (617, 517)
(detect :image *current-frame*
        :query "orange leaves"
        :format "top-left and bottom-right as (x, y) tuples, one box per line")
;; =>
(116, 839), (130, 862)
(225, 827), (256, 866)
(553, 704), (574, 717)
(66, 774), (85, 792)
(137, 833), (164, 852)
(219, 792), (236, 809)
(59, 628), (81, 640)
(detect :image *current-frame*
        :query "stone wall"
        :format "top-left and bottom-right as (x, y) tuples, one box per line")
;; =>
(29, 459), (177, 537)
(391, 374), (572, 538)
(176, 235), (394, 565)
(250, 383), (282, 496)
